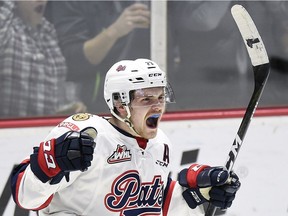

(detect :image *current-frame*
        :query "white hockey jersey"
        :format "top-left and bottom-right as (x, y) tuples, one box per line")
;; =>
(13, 113), (204, 216)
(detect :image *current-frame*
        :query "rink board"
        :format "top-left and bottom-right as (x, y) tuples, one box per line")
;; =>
(1, 115), (288, 216)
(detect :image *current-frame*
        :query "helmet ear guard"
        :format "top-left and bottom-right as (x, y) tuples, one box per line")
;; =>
(112, 91), (129, 107)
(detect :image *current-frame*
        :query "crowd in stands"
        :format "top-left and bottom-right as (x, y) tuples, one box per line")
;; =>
(1, 0), (288, 119)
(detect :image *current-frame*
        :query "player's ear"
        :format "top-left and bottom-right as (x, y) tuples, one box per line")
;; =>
(114, 103), (127, 117)
(116, 104), (124, 112)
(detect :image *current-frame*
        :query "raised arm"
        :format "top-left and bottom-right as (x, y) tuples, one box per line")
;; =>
(11, 127), (96, 210)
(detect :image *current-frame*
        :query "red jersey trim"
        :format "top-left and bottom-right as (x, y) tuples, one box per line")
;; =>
(15, 160), (54, 210)
(163, 180), (176, 216)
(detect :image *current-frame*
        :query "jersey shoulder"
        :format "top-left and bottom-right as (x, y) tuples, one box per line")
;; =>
(46, 113), (109, 140)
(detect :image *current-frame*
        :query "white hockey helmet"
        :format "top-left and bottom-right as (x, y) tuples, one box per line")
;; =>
(104, 58), (174, 111)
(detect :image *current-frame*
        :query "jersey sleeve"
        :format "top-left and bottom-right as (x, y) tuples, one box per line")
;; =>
(11, 160), (59, 210)
(163, 178), (205, 216)
(10, 114), (94, 210)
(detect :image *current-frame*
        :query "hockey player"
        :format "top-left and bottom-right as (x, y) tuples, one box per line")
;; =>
(11, 59), (240, 215)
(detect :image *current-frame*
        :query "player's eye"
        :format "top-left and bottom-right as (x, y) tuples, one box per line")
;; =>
(142, 97), (151, 103)
(159, 95), (165, 102)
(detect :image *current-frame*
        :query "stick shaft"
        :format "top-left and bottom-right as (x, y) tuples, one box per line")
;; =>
(225, 63), (269, 172)
(205, 4), (270, 216)
(205, 63), (269, 215)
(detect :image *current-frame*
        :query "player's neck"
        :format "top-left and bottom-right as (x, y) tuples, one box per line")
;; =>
(108, 117), (138, 137)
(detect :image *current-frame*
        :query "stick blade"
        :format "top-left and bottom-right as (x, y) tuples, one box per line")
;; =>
(231, 4), (269, 66)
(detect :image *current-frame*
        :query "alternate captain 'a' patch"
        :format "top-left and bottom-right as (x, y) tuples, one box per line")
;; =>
(107, 145), (132, 164)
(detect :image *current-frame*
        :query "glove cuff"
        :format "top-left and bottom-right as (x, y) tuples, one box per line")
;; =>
(182, 188), (207, 209)
(179, 164), (210, 188)
(30, 149), (68, 184)
(187, 164), (210, 188)
(30, 149), (50, 183)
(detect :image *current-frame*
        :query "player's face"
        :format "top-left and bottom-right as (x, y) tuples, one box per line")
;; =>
(129, 87), (166, 139)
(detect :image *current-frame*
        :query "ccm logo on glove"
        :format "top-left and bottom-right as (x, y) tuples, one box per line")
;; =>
(43, 140), (56, 168)
(39, 139), (61, 176)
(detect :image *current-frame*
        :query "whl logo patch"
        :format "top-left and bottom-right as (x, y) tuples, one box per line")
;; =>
(107, 145), (132, 164)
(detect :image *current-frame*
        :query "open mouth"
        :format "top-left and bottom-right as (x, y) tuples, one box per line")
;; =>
(146, 114), (160, 129)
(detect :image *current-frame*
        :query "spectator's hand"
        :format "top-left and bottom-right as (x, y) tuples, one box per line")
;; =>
(178, 164), (241, 209)
(30, 127), (97, 184)
(56, 102), (87, 115)
(108, 3), (150, 39)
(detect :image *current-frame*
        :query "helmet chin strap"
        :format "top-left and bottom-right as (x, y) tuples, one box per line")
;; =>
(110, 105), (141, 137)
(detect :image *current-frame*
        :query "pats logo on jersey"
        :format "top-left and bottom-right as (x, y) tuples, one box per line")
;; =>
(105, 170), (163, 215)
(107, 145), (132, 164)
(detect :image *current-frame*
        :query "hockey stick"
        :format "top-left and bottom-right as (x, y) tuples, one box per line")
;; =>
(205, 4), (270, 216)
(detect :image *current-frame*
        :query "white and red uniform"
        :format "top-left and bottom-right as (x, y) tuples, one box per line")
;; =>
(12, 113), (204, 216)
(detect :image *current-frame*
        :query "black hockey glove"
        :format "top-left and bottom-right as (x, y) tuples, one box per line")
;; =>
(30, 127), (97, 184)
(178, 163), (241, 209)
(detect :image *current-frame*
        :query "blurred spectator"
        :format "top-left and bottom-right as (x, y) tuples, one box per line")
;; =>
(168, 1), (242, 78)
(45, 1), (151, 113)
(167, 1), (274, 110)
(0, 0), (86, 118)
(267, 1), (288, 73)
(168, 1), (274, 74)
